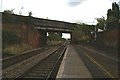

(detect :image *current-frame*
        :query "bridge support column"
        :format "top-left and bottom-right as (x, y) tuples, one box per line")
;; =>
(27, 25), (47, 48)
(38, 30), (47, 47)
(70, 32), (74, 43)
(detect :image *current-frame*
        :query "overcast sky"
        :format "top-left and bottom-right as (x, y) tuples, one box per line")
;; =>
(1, 0), (119, 25)
(1, 0), (120, 38)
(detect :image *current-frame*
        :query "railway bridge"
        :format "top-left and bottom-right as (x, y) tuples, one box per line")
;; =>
(2, 13), (77, 48)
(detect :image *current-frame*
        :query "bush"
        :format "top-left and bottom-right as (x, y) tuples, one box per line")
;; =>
(3, 43), (32, 55)
(2, 30), (22, 48)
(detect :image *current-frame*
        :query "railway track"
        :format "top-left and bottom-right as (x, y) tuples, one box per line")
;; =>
(14, 43), (68, 79)
(2, 42), (64, 69)
(2, 42), (69, 79)
(2, 47), (48, 69)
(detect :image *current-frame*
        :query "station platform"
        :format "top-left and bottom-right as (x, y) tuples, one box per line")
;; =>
(56, 45), (92, 78)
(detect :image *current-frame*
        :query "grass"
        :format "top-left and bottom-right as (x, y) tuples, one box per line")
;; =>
(47, 40), (63, 45)
(3, 43), (32, 55)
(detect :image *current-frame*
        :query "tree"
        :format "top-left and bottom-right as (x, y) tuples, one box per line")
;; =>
(107, 9), (113, 22)
(4, 9), (15, 14)
(80, 23), (95, 33)
(112, 2), (119, 21)
(106, 2), (120, 30)
(28, 12), (32, 17)
(96, 17), (106, 30)
(47, 32), (62, 41)
(107, 2), (119, 22)
(73, 23), (95, 42)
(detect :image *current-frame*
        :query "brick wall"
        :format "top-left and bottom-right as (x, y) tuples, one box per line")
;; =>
(2, 23), (47, 48)
(103, 29), (119, 48)
(96, 29), (119, 48)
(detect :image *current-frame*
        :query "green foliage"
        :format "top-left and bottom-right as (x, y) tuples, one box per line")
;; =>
(73, 27), (78, 33)
(107, 2), (119, 22)
(106, 2), (120, 30)
(3, 43), (32, 55)
(112, 2), (119, 20)
(107, 9), (114, 23)
(4, 9), (15, 14)
(47, 32), (62, 41)
(72, 23), (94, 42)
(80, 23), (95, 33)
(28, 12), (32, 17)
(2, 30), (22, 48)
(96, 17), (106, 30)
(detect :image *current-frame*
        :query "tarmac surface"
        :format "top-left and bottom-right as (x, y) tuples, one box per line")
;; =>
(56, 44), (118, 79)
(56, 45), (92, 78)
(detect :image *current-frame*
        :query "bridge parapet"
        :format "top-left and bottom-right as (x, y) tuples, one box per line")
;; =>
(2, 12), (75, 31)
(34, 25), (73, 33)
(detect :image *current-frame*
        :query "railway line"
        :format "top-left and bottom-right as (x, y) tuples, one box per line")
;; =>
(2, 41), (69, 79)
(2, 47), (48, 69)
(16, 44), (67, 79)
(2, 42), (64, 69)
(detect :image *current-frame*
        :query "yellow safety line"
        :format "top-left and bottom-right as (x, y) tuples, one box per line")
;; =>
(79, 47), (116, 78)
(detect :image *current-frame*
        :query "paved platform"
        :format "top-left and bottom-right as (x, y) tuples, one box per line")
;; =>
(56, 45), (92, 78)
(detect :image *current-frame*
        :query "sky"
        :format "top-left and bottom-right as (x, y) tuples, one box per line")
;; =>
(1, 0), (120, 38)
(1, 0), (120, 24)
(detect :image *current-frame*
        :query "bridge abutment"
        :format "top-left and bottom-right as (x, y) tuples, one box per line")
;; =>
(38, 30), (47, 47)
(70, 32), (74, 43)
(27, 25), (47, 48)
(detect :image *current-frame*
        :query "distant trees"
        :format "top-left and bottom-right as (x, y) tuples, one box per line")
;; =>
(106, 2), (120, 30)
(47, 32), (62, 41)
(96, 2), (120, 31)
(112, 2), (119, 21)
(28, 12), (32, 17)
(80, 23), (95, 33)
(107, 2), (119, 22)
(4, 8), (33, 17)
(107, 9), (113, 23)
(72, 23), (95, 42)
(4, 9), (15, 14)
(96, 17), (106, 30)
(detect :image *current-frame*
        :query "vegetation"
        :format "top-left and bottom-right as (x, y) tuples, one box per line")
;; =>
(4, 9), (15, 14)
(47, 40), (63, 45)
(96, 17), (106, 30)
(96, 2), (120, 31)
(2, 30), (22, 48)
(47, 32), (62, 41)
(3, 43), (32, 55)
(107, 2), (119, 21)
(28, 12), (32, 17)
(80, 23), (95, 33)
(72, 23), (95, 43)
(2, 30), (32, 55)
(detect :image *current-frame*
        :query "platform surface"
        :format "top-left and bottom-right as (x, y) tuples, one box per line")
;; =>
(56, 45), (92, 78)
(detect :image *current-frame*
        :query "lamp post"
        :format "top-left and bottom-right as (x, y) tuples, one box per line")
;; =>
(93, 20), (97, 42)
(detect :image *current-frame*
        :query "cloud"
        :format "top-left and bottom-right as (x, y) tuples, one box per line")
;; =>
(108, 0), (119, 3)
(108, 0), (119, 1)
(67, 0), (87, 7)
(118, 1), (120, 10)
(118, 1), (120, 5)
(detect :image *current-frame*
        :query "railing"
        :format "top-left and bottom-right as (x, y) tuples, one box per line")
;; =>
(34, 25), (73, 32)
